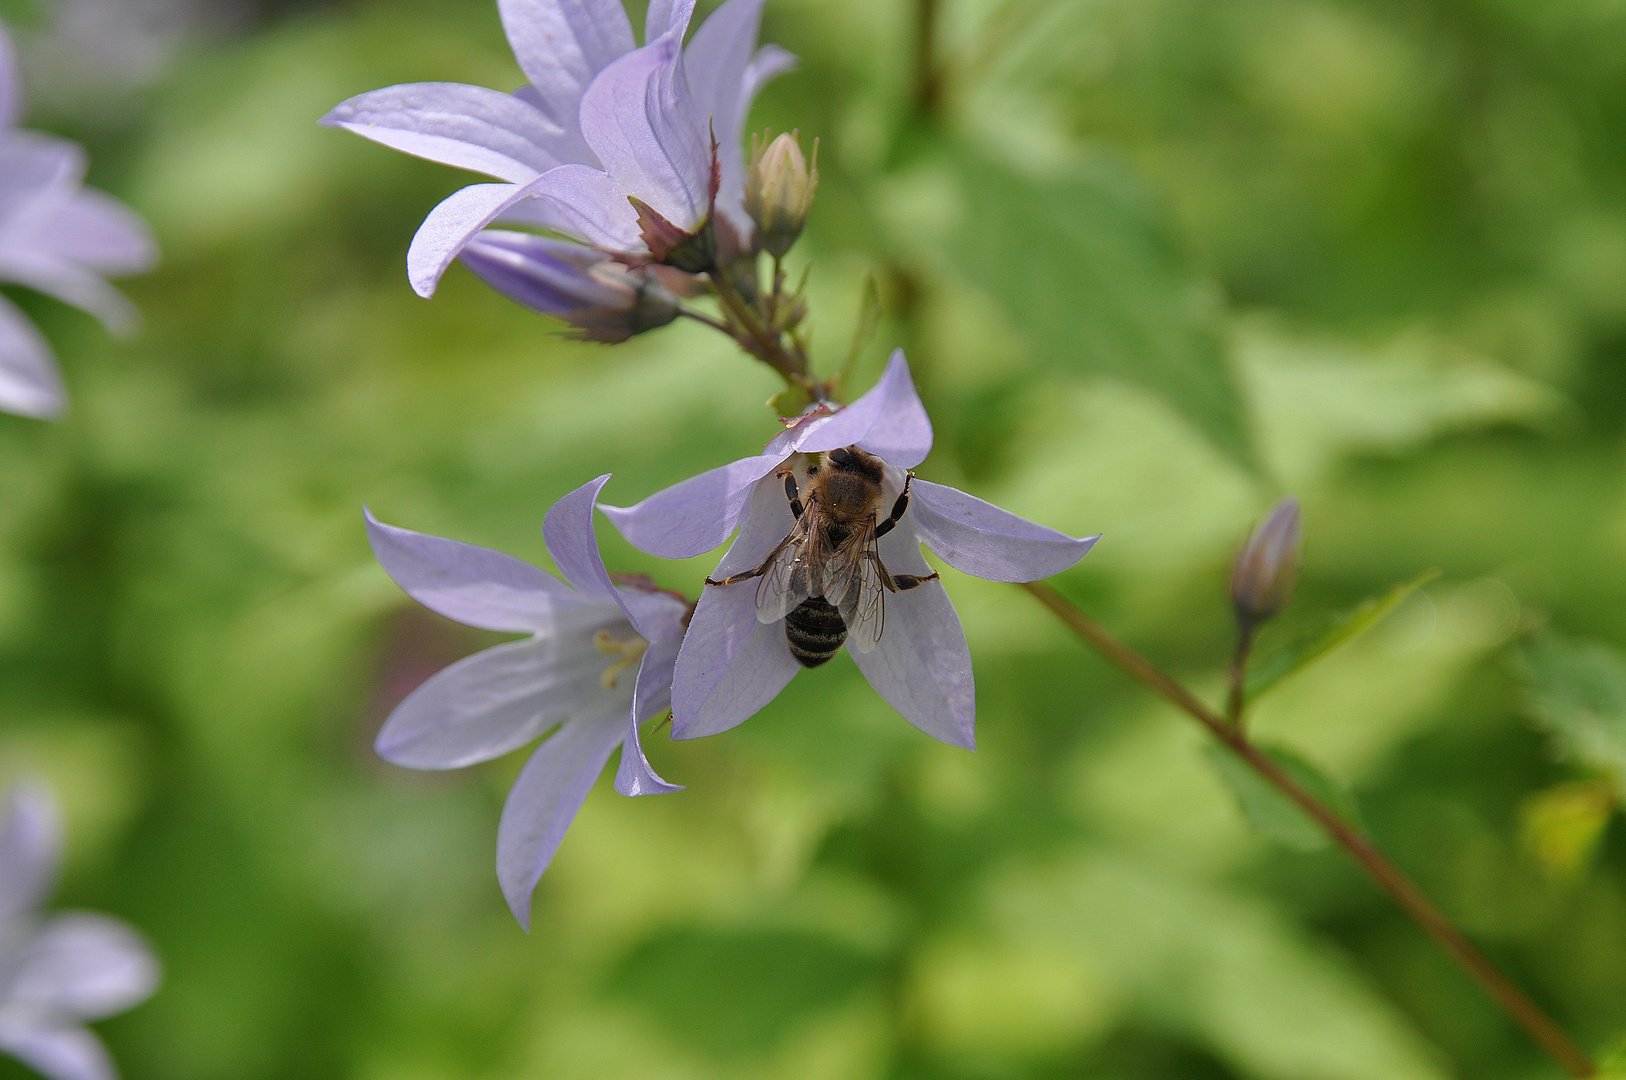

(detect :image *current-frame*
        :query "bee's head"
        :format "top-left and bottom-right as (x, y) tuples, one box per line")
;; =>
(824, 445), (883, 482)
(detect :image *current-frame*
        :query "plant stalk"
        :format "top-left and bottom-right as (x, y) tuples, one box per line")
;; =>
(1021, 580), (1597, 1079)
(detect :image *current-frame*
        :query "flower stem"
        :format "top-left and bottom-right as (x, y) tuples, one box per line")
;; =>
(710, 267), (819, 399)
(1020, 580), (1598, 1079)
(1225, 624), (1255, 728)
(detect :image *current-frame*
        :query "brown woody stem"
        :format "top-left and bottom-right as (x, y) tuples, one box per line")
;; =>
(1020, 580), (1597, 1079)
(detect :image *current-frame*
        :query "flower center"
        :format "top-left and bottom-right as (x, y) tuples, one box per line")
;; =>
(594, 629), (648, 690)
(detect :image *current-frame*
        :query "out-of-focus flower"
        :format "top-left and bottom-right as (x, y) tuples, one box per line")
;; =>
(0, 22), (156, 419)
(601, 350), (1100, 750)
(744, 130), (816, 259)
(322, 0), (794, 295)
(0, 782), (160, 1080)
(459, 230), (678, 342)
(367, 475), (687, 929)
(1230, 495), (1302, 629)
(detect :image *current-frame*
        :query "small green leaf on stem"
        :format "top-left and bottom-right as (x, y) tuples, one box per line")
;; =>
(833, 272), (882, 397)
(1245, 569), (1441, 701)
(1206, 743), (1361, 851)
(1520, 629), (1626, 786)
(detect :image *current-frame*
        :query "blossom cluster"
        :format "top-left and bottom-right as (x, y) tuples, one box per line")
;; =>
(0, 22), (154, 420)
(323, 0), (1103, 927)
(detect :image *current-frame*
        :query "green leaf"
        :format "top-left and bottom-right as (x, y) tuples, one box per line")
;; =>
(1518, 779), (1617, 878)
(948, 147), (1254, 468)
(1246, 569), (1441, 701)
(1206, 743), (1362, 851)
(1519, 629), (1626, 785)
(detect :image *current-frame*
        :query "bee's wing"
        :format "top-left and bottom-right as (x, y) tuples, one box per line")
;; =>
(755, 512), (815, 623)
(832, 522), (886, 653)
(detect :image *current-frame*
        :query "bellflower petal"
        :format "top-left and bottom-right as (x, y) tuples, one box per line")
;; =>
(375, 634), (613, 769)
(0, 298), (60, 418)
(669, 477), (800, 738)
(644, 0), (697, 42)
(524, 163), (647, 251)
(910, 480), (1100, 582)
(321, 83), (568, 183)
(496, 704), (627, 929)
(599, 450), (784, 559)
(765, 349), (933, 467)
(407, 177), (568, 298)
(682, 0), (772, 226)
(615, 631), (683, 795)
(577, 31), (711, 233)
(365, 507), (579, 634)
(543, 474), (622, 601)
(499, 0), (635, 128)
(0, 248), (138, 335)
(8, 915), (160, 1021)
(846, 524), (975, 748)
(0, 1018), (115, 1080)
(36, 191), (155, 276)
(0, 782), (59, 925)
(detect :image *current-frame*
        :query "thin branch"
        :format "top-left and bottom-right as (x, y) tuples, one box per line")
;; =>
(1021, 580), (1598, 1079)
(677, 307), (735, 336)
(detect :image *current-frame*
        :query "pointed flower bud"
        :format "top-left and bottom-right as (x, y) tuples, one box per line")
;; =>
(745, 130), (818, 258)
(459, 231), (679, 343)
(1231, 496), (1302, 628)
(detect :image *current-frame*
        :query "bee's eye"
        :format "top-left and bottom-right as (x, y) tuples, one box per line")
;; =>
(829, 448), (853, 467)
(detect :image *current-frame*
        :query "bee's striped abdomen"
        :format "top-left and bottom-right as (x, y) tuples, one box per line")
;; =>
(785, 597), (847, 667)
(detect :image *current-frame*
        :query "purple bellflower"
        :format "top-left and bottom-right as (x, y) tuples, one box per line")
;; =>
(367, 475), (687, 929)
(0, 782), (160, 1080)
(458, 229), (678, 342)
(322, 0), (794, 295)
(601, 350), (1101, 750)
(0, 23), (156, 419)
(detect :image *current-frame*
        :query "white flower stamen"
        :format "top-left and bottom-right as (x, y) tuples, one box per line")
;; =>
(594, 629), (648, 690)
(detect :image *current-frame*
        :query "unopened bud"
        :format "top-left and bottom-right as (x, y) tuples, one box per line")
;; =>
(460, 231), (678, 343)
(745, 130), (818, 258)
(1230, 496), (1302, 628)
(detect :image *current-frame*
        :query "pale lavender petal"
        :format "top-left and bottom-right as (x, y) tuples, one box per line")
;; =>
(578, 32), (711, 232)
(714, 43), (797, 230)
(407, 177), (572, 298)
(0, 248), (137, 335)
(765, 349), (933, 467)
(375, 633), (620, 770)
(459, 231), (627, 314)
(9, 914), (159, 1020)
(847, 524), (975, 749)
(0, 134), (82, 232)
(0, 1018), (114, 1080)
(37, 190), (156, 276)
(0, 781), (60, 923)
(364, 507), (577, 634)
(614, 633), (683, 795)
(645, 0), (697, 43)
(0, 21), (19, 128)
(910, 480), (1100, 582)
(524, 163), (647, 252)
(0, 297), (63, 419)
(499, 0), (634, 130)
(542, 475), (620, 601)
(599, 451), (783, 559)
(496, 703), (626, 929)
(669, 475), (800, 738)
(321, 83), (566, 183)
(682, 0), (774, 222)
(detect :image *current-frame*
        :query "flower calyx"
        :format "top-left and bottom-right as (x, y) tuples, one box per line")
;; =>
(746, 130), (819, 259)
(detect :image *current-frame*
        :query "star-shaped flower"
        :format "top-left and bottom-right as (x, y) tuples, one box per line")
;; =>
(322, 0), (793, 295)
(0, 782), (160, 1080)
(601, 350), (1100, 750)
(0, 22), (156, 419)
(367, 475), (687, 928)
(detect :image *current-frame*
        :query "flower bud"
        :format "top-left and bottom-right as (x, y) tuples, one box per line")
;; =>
(745, 130), (818, 258)
(460, 231), (678, 343)
(1230, 496), (1302, 628)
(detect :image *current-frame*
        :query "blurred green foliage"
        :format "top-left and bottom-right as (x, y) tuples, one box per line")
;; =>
(3, 0), (1626, 1077)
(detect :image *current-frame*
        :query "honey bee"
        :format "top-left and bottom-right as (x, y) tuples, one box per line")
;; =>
(705, 445), (939, 667)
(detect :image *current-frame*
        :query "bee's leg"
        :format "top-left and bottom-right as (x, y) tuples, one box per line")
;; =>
(705, 566), (766, 587)
(779, 469), (804, 519)
(872, 474), (916, 540)
(892, 572), (940, 591)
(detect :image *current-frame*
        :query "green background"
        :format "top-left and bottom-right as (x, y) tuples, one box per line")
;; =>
(2, 0), (1626, 1076)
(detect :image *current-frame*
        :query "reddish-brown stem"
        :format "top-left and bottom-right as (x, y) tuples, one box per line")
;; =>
(1021, 580), (1597, 1079)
